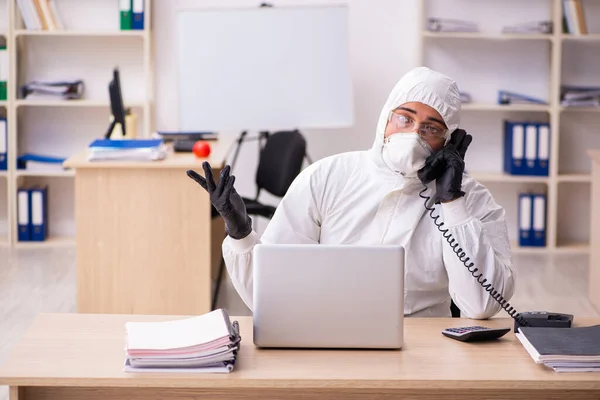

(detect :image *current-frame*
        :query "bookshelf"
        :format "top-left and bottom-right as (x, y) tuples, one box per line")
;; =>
(420, 0), (599, 254)
(0, 0), (153, 248)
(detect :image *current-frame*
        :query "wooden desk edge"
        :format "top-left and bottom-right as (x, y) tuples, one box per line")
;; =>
(62, 150), (227, 170)
(1, 377), (599, 391)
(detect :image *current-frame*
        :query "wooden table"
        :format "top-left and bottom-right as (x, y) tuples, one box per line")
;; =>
(62, 135), (236, 316)
(588, 150), (600, 310)
(1, 313), (599, 400)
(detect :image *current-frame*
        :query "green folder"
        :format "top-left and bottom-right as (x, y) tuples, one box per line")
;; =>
(0, 45), (6, 101)
(120, 0), (132, 30)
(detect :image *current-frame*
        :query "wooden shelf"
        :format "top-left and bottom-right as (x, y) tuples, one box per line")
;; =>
(461, 103), (550, 112)
(14, 236), (75, 248)
(423, 31), (553, 41)
(557, 174), (591, 183)
(16, 100), (146, 108)
(0, 0), (154, 249)
(15, 170), (74, 178)
(419, 1), (600, 254)
(560, 106), (600, 113)
(15, 30), (145, 38)
(561, 34), (600, 42)
(468, 172), (549, 183)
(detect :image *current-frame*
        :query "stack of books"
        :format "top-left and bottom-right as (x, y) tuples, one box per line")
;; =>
(88, 139), (167, 162)
(516, 324), (600, 372)
(124, 309), (241, 373)
(563, 0), (588, 35)
(16, 0), (64, 31)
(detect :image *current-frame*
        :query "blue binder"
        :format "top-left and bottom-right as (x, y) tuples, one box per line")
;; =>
(535, 122), (550, 176)
(518, 193), (533, 247)
(532, 194), (547, 247)
(30, 186), (48, 241)
(17, 153), (66, 170)
(17, 187), (31, 241)
(0, 118), (6, 171)
(132, 0), (145, 30)
(503, 121), (526, 175)
(89, 138), (162, 149)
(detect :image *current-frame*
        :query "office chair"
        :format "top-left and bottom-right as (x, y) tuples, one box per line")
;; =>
(211, 129), (308, 309)
(451, 300), (461, 318)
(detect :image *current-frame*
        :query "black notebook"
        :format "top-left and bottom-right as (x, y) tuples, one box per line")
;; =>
(516, 325), (600, 372)
(520, 325), (600, 356)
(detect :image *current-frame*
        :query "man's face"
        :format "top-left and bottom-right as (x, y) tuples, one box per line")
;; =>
(384, 102), (448, 152)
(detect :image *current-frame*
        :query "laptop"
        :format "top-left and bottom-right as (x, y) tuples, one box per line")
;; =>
(252, 244), (404, 349)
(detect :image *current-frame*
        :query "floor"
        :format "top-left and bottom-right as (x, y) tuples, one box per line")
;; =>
(0, 247), (598, 400)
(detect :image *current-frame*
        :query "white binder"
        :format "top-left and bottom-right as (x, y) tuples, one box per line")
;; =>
(525, 124), (537, 170)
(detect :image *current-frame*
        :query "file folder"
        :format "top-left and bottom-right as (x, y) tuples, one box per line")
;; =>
(120, 0), (132, 30)
(518, 193), (533, 247)
(17, 153), (66, 170)
(0, 118), (6, 170)
(132, 0), (144, 30)
(536, 123), (550, 176)
(498, 90), (547, 105)
(30, 186), (48, 241)
(532, 194), (547, 247)
(17, 187), (31, 241)
(0, 44), (7, 101)
(503, 121), (525, 175)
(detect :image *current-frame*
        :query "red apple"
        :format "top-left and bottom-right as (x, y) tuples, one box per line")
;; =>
(192, 141), (211, 158)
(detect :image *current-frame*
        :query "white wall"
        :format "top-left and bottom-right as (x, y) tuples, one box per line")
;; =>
(152, 0), (421, 219)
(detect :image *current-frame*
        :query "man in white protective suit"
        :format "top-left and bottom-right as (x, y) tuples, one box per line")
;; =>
(187, 66), (516, 319)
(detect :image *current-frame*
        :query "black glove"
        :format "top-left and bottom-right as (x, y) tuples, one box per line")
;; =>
(186, 162), (252, 240)
(417, 129), (473, 204)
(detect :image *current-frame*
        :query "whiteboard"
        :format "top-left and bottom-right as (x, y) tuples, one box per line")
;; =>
(177, 5), (354, 132)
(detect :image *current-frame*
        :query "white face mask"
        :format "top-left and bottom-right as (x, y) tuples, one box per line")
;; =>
(382, 133), (433, 177)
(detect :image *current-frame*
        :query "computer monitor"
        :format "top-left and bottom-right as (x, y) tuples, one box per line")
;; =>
(105, 67), (126, 139)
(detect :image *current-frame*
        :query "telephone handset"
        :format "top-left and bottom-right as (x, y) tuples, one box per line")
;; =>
(417, 129), (573, 332)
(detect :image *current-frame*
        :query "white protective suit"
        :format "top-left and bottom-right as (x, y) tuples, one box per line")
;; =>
(222, 66), (515, 319)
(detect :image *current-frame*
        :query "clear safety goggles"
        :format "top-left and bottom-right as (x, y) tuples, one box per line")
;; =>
(387, 110), (448, 143)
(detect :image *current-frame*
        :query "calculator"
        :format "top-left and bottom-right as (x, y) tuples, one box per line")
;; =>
(441, 326), (511, 342)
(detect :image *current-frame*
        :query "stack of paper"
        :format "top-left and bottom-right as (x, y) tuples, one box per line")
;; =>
(124, 309), (241, 373)
(21, 80), (84, 100)
(88, 139), (168, 162)
(516, 325), (600, 372)
(560, 86), (600, 108)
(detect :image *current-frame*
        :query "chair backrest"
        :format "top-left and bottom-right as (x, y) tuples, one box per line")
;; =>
(255, 130), (307, 198)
